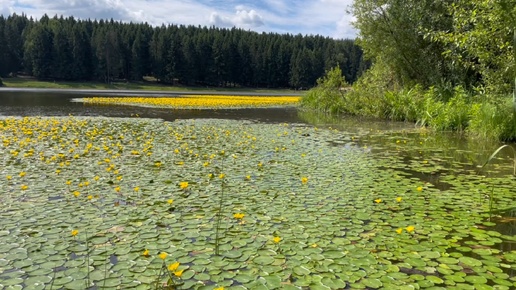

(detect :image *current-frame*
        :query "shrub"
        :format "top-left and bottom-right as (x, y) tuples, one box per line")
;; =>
(301, 66), (347, 114)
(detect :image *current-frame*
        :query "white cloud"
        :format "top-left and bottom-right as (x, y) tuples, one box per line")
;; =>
(1, 0), (356, 39)
(209, 6), (263, 28)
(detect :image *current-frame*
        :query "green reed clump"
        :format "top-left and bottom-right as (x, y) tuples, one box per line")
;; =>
(303, 65), (516, 141)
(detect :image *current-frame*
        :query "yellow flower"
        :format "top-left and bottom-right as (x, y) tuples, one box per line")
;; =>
(245, 175), (251, 180)
(208, 173), (214, 178)
(396, 228), (403, 234)
(87, 195), (93, 200)
(155, 161), (162, 167)
(167, 199), (174, 205)
(56, 169), (61, 174)
(272, 236), (281, 243)
(66, 180), (72, 185)
(73, 191), (80, 197)
(94, 176), (100, 181)
(174, 149), (180, 154)
(117, 176), (123, 181)
(142, 249), (150, 257)
(301, 177), (308, 184)
(168, 262), (180, 271)
(423, 160), (428, 164)
(179, 181), (189, 189)
(83, 181), (90, 186)
(214, 287), (225, 290)
(374, 199), (382, 203)
(6, 175), (12, 180)
(71, 229), (79, 237)
(134, 186), (140, 192)
(21, 184), (28, 190)
(416, 186), (423, 192)
(159, 252), (168, 260)
(406, 226), (415, 233)
(233, 213), (245, 219)
(203, 162), (210, 167)
(114, 186), (121, 192)
(311, 243), (318, 248)
(219, 173), (225, 179)
(19, 171), (26, 177)
(258, 162), (263, 167)
(396, 197), (402, 202)
(174, 269), (184, 277)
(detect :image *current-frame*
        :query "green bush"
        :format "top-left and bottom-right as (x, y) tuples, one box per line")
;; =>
(301, 66), (347, 114)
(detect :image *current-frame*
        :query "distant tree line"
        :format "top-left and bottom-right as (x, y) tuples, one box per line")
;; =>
(0, 13), (368, 88)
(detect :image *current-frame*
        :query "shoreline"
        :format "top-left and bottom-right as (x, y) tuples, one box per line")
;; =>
(0, 87), (302, 97)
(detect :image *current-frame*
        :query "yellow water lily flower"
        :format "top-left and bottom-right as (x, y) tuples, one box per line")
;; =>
(134, 186), (140, 192)
(167, 199), (174, 205)
(273, 236), (281, 243)
(87, 195), (93, 200)
(396, 228), (403, 234)
(245, 175), (251, 180)
(6, 175), (12, 180)
(114, 186), (121, 192)
(416, 186), (423, 192)
(168, 262), (180, 271)
(73, 191), (80, 197)
(219, 173), (225, 179)
(406, 226), (415, 233)
(301, 177), (308, 184)
(142, 249), (150, 257)
(233, 213), (245, 219)
(374, 199), (382, 203)
(179, 181), (189, 189)
(396, 197), (402, 202)
(21, 184), (28, 190)
(159, 252), (168, 260)
(174, 269), (184, 277)
(19, 171), (26, 177)
(71, 229), (79, 237)
(214, 287), (225, 290)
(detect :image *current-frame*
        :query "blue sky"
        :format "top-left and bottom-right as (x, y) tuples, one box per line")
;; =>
(0, 0), (356, 39)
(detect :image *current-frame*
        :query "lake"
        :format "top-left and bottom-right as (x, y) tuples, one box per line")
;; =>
(0, 90), (515, 289)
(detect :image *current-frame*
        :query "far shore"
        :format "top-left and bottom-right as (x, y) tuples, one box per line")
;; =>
(0, 77), (303, 96)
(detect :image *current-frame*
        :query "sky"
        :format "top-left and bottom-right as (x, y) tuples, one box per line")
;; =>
(0, 0), (357, 39)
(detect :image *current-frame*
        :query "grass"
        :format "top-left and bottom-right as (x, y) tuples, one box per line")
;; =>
(1, 77), (300, 94)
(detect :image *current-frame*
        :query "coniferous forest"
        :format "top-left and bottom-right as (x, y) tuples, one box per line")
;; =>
(0, 13), (368, 88)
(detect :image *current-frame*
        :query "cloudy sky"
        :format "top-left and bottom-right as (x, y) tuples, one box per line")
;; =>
(0, 0), (356, 39)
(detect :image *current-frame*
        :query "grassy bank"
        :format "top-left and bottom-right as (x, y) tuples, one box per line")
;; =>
(1, 77), (299, 94)
(302, 67), (516, 141)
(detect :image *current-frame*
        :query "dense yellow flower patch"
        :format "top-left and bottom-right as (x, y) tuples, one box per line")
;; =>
(80, 95), (300, 109)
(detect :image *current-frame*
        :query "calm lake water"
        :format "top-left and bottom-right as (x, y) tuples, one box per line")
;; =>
(1, 90), (515, 281)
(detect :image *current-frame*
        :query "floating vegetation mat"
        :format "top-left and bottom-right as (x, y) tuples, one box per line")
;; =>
(0, 116), (515, 289)
(78, 95), (301, 109)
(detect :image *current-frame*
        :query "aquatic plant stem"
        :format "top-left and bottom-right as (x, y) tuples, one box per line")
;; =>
(85, 230), (90, 288)
(214, 160), (226, 256)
